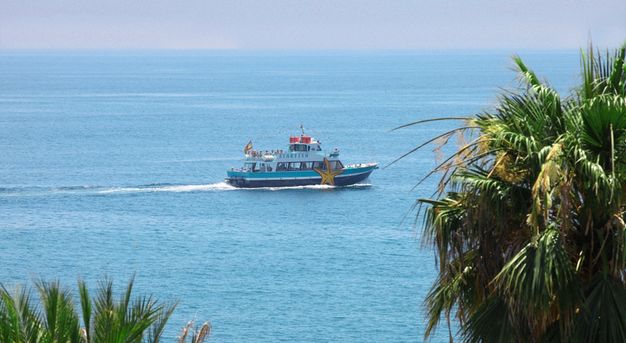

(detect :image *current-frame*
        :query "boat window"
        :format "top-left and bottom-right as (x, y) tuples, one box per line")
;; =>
(288, 162), (301, 170)
(289, 145), (294, 152)
(245, 162), (256, 171)
(253, 163), (261, 172)
(300, 162), (312, 170)
(312, 161), (325, 170)
(331, 160), (344, 169)
(290, 144), (305, 152)
(276, 162), (288, 171)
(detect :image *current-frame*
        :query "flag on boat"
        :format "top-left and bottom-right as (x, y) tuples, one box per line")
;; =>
(243, 140), (253, 154)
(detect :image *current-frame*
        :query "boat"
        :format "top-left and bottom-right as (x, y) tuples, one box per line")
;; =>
(226, 131), (378, 188)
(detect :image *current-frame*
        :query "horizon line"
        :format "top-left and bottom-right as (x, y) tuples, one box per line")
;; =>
(0, 47), (588, 53)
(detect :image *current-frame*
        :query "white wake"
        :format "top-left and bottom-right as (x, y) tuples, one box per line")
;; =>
(97, 182), (237, 194)
(0, 182), (372, 197)
(97, 182), (371, 194)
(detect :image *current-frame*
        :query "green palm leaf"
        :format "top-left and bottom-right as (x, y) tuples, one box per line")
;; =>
(413, 42), (626, 341)
(572, 275), (626, 343)
(36, 280), (82, 343)
(1, 278), (191, 343)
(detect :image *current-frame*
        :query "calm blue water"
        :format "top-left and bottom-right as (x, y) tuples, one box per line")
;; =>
(0, 50), (579, 342)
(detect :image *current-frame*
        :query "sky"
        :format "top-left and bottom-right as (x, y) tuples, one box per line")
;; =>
(1, 0), (625, 50)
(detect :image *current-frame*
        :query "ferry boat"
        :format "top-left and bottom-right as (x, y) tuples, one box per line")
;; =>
(226, 132), (377, 188)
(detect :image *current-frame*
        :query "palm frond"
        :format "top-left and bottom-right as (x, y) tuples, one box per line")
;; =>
(390, 117), (472, 131)
(413, 43), (626, 341)
(572, 275), (626, 342)
(460, 296), (518, 343)
(145, 302), (177, 343)
(513, 55), (541, 88)
(78, 280), (91, 343)
(493, 227), (581, 339)
(36, 280), (81, 343)
(384, 126), (478, 169)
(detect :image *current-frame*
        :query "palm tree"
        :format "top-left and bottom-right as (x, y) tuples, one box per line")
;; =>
(395, 43), (626, 342)
(0, 277), (210, 343)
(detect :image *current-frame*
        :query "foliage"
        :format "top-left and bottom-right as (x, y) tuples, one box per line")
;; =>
(401, 43), (626, 342)
(0, 277), (210, 343)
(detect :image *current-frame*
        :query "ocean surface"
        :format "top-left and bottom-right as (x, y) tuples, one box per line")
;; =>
(0, 50), (579, 342)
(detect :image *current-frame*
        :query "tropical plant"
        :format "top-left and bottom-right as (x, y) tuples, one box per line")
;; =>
(394, 43), (626, 342)
(0, 277), (210, 343)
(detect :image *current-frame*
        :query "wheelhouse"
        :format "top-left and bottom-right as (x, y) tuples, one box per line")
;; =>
(235, 134), (343, 173)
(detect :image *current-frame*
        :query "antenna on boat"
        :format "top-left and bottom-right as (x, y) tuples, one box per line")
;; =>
(300, 124), (305, 136)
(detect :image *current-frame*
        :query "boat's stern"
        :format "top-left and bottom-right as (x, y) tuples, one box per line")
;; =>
(225, 170), (248, 187)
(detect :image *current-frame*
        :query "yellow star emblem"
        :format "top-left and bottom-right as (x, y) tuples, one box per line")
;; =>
(314, 158), (343, 185)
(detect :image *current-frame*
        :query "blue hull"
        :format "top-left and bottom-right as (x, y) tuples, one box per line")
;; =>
(226, 168), (374, 188)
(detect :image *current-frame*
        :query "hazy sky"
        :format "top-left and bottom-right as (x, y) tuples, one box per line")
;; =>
(1, 0), (625, 50)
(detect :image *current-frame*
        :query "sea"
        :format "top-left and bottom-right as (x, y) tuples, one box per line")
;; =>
(0, 50), (579, 342)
